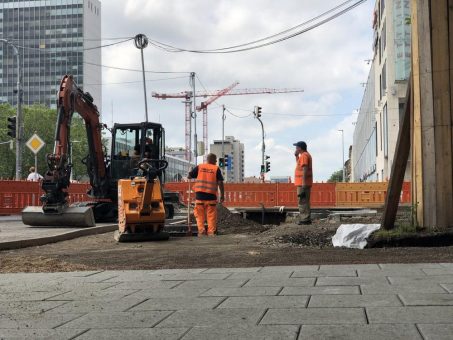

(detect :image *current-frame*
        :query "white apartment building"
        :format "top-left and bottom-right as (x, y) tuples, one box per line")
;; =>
(352, 0), (411, 182)
(210, 136), (244, 182)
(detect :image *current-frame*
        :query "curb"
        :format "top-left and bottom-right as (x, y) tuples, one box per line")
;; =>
(0, 224), (117, 251)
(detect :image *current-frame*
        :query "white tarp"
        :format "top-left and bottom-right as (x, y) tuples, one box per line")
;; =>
(332, 224), (381, 249)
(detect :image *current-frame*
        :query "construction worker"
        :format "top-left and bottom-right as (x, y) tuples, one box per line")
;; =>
(188, 153), (225, 236)
(294, 141), (313, 225)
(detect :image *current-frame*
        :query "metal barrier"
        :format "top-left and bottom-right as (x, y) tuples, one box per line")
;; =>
(0, 180), (411, 214)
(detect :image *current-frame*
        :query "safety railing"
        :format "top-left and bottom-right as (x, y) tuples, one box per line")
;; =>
(0, 180), (411, 214)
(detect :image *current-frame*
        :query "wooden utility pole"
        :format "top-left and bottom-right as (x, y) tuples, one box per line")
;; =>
(383, 0), (453, 230)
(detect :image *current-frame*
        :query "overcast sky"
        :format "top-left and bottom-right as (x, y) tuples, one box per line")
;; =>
(97, 0), (374, 181)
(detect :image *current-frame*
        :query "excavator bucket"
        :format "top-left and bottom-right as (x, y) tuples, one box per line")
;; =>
(21, 206), (96, 227)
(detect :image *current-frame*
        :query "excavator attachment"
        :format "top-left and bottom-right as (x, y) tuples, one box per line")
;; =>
(21, 206), (95, 228)
(115, 160), (170, 242)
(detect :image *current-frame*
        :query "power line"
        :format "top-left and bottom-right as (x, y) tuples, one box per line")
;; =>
(83, 61), (191, 74)
(224, 108), (252, 119)
(85, 75), (188, 86)
(83, 37), (134, 51)
(147, 0), (366, 54)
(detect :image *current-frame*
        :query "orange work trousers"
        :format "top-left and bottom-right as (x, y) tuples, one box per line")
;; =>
(194, 200), (217, 236)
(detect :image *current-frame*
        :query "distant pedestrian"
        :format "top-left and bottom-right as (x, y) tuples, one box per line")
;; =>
(188, 153), (225, 236)
(27, 167), (43, 181)
(293, 141), (313, 225)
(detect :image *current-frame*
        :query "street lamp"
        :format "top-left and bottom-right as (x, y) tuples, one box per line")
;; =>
(338, 129), (345, 182)
(0, 39), (23, 180)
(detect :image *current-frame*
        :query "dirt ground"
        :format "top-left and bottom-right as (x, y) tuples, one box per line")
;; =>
(1, 210), (453, 273)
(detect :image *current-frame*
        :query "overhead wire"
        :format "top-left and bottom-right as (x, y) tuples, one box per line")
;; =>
(85, 75), (188, 86)
(147, 0), (367, 54)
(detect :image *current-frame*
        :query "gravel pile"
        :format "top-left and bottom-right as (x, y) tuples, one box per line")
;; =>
(216, 205), (269, 234)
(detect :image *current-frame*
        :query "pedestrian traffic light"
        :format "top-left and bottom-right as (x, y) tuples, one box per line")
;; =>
(265, 161), (271, 173)
(254, 106), (262, 117)
(260, 164), (265, 173)
(219, 157), (225, 168)
(225, 154), (230, 167)
(7, 116), (16, 138)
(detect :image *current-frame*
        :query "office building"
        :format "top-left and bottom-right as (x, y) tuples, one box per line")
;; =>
(165, 154), (194, 182)
(0, 0), (101, 109)
(210, 136), (244, 182)
(352, 0), (411, 182)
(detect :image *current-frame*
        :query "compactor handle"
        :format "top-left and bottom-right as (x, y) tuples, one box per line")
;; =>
(138, 159), (168, 172)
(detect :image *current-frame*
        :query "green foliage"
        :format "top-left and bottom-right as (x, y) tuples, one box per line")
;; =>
(0, 103), (89, 180)
(327, 169), (343, 183)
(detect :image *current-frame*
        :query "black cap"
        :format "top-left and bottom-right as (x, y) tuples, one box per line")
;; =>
(293, 141), (307, 149)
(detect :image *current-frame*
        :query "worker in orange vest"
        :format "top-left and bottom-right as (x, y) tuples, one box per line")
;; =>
(294, 141), (313, 225)
(188, 153), (225, 236)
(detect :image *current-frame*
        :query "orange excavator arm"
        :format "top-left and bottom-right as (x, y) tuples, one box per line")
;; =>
(41, 75), (111, 212)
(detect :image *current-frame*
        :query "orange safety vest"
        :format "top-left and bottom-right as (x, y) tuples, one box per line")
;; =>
(194, 163), (219, 195)
(294, 151), (313, 187)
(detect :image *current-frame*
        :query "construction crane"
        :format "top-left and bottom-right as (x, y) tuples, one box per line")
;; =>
(152, 87), (304, 162)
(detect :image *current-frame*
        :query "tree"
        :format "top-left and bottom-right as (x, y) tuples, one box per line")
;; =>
(0, 103), (90, 180)
(327, 169), (343, 183)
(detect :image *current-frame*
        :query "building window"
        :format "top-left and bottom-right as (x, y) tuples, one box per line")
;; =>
(379, 112), (383, 151)
(382, 20), (386, 52)
(382, 61), (387, 93)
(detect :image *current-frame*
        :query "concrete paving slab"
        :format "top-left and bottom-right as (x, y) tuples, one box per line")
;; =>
(379, 263), (444, 269)
(201, 267), (262, 273)
(200, 287), (282, 297)
(58, 311), (173, 329)
(218, 296), (309, 309)
(319, 264), (380, 270)
(358, 268), (426, 277)
(367, 306), (453, 323)
(0, 313), (83, 329)
(259, 265), (319, 272)
(292, 269), (358, 277)
(308, 294), (402, 307)
(0, 281), (118, 294)
(0, 292), (65, 302)
(399, 293), (453, 306)
(176, 279), (248, 289)
(388, 275), (453, 285)
(103, 280), (183, 290)
(422, 268), (453, 276)
(417, 324), (453, 340)
(0, 301), (66, 313)
(280, 286), (360, 295)
(129, 297), (225, 311)
(244, 277), (315, 287)
(360, 283), (447, 294)
(46, 297), (150, 313)
(75, 328), (189, 340)
(223, 271), (294, 279)
(261, 307), (366, 325)
(0, 328), (87, 340)
(45, 289), (139, 301)
(127, 287), (209, 299)
(155, 308), (265, 328)
(298, 324), (422, 340)
(183, 325), (300, 340)
(105, 272), (231, 281)
(316, 276), (389, 286)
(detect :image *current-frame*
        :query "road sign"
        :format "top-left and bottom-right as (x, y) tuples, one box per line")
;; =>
(26, 133), (45, 155)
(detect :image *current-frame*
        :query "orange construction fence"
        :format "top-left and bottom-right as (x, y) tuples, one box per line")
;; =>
(0, 180), (411, 215)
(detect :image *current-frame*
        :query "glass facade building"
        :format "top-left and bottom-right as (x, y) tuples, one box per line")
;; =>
(0, 0), (101, 109)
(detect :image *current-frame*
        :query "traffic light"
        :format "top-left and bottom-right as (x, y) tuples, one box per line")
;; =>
(265, 155), (270, 160)
(225, 154), (230, 167)
(218, 157), (225, 168)
(265, 161), (271, 173)
(7, 116), (16, 138)
(254, 106), (262, 117)
(260, 164), (265, 173)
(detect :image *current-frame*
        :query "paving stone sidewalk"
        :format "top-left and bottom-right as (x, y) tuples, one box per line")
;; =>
(1, 263), (453, 339)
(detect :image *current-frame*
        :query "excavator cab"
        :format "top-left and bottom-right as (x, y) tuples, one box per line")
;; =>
(110, 122), (165, 182)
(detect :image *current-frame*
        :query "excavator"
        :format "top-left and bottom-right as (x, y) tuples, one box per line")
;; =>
(22, 74), (173, 242)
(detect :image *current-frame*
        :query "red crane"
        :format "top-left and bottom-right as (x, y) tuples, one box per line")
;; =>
(152, 86), (304, 162)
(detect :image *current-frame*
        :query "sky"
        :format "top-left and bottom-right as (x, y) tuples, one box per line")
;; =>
(97, 0), (375, 181)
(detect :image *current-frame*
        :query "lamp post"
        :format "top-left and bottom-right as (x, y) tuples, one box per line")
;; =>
(253, 106), (265, 183)
(338, 129), (345, 182)
(134, 34), (149, 123)
(0, 39), (23, 179)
